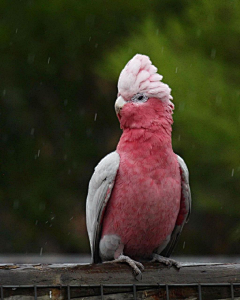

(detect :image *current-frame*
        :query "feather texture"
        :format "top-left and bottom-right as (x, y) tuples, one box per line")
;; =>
(86, 151), (120, 263)
(86, 54), (191, 269)
(118, 54), (172, 102)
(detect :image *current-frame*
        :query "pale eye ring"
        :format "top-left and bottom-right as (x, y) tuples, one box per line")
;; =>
(131, 93), (148, 103)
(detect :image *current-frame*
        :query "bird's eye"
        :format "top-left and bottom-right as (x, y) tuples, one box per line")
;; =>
(131, 93), (148, 103)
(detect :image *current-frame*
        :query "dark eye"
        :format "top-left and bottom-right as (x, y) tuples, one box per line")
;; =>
(131, 93), (148, 103)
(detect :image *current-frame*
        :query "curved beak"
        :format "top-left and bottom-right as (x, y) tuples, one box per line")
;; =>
(115, 96), (127, 114)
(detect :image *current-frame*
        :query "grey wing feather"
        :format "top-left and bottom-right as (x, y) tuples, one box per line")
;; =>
(160, 154), (191, 257)
(86, 151), (120, 263)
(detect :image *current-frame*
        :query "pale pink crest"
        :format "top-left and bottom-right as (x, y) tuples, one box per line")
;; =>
(118, 54), (173, 102)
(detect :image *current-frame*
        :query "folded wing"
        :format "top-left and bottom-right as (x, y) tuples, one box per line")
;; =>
(160, 154), (191, 257)
(86, 151), (120, 263)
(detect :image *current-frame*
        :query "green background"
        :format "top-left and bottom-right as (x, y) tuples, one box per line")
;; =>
(1, 0), (239, 255)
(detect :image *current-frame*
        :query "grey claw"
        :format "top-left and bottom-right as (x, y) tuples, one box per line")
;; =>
(135, 272), (143, 281)
(103, 254), (144, 278)
(151, 254), (181, 269)
(135, 261), (144, 271)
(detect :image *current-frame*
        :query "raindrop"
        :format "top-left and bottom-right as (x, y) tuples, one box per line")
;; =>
(197, 29), (201, 37)
(47, 57), (51, 64)
(80, 109), (85, 116)
(95, 43), (98, 48)
(51, 216), (55, 220)
(28, 54), (35, 64)
(183, 241), (185, 249)
(69, 217), (73, 221)
(35, 220), (38, 225)
(175, 67), (178, 74)
(65, 131), (71, 138)
(231, 169), (234, 177)
(211, 48), (216, 59)
(37, 149), (40, 157)
(179, 102), (185, 111)
(178, 135), (181, 141)
(89, 36), (92, 41)
(49, 291), (52, 299)
(215, 96), (222, 105)
(39, 202), (46, 211)
(68, 169), (71, 175)
(64, 99), (68, 106)
(40, 247), (43, 256)
(13, 200), (19, 209)
(15, 28), (18, 34)
(30, 128), (35, 135)
(161, 47), (164, 53)
(85, 15), (95, 27)
(2, 89), (6, 97)
(156, 29), (159, 35)
(86, 128), (92, 137)
(64, 154), (68, 160)
(94, 113), (97, 121)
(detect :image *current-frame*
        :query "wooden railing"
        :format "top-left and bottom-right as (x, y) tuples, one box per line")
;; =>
(0, 262), (239, 299)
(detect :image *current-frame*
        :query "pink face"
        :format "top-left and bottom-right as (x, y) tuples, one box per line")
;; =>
(115, 54), (174, 130)
(115, 95), (173, 130)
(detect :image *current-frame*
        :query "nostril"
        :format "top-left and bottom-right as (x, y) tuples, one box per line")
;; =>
(115, 105), (123, 114)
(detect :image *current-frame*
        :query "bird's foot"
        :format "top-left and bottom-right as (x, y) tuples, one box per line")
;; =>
(103, 254), (144, 279)
(151, 254), (181, 269)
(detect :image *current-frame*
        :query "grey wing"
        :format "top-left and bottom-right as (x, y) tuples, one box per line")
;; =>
(86, 151), (120, 263)
(160, 154), (191, 257)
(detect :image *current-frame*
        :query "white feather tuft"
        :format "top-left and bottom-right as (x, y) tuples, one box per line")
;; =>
(117, 54), (172, 102)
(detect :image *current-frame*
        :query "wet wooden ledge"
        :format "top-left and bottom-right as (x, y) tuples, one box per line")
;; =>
(0, 262), (240, 285)
(0, 262), (239, 299)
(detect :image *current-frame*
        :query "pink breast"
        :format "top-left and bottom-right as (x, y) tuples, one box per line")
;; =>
(101, 152), (181, 259)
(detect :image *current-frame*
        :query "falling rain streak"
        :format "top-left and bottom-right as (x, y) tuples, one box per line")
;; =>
(211, 48), (216, 59)
(183, 241), (186, 249)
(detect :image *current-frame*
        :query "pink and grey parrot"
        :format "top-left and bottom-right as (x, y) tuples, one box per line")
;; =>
(86, 54), (191, 276)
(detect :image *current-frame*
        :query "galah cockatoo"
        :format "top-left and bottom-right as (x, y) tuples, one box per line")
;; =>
(86, 54), (191, 276)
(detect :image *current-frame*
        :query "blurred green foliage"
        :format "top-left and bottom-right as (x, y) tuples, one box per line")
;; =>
(0, 0), (239, 255)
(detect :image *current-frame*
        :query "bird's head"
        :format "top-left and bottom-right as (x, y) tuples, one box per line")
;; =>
(115, 54), (174, 131)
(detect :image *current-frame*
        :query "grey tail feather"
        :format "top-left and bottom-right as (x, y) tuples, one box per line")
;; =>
(160, 231), (181, 258)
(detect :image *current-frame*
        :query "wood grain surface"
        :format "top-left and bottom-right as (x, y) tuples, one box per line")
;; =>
(0, 262), (239, 299)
